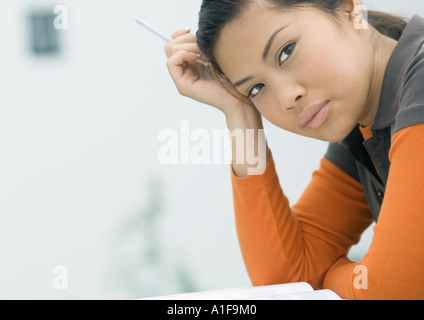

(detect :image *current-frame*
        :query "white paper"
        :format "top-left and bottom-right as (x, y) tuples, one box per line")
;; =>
(139, 282), (341, 300)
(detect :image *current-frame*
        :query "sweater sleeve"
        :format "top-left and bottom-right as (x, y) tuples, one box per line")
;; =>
(231, 147), (373, 290)
(323, 123), (424, 299)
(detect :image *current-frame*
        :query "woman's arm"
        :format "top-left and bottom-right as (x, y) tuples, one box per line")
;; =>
(323, 123), (424, 299)
(164, 29), (270, 178)
(232, 147), (373, 289)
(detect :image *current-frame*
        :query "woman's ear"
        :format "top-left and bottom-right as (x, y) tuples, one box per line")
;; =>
(340, 0), (368, 30)
(339, 0), (360, 13)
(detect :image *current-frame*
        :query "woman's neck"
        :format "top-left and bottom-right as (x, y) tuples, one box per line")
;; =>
(359, 29), (398, 127)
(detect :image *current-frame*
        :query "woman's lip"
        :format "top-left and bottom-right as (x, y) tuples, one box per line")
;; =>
(298, 101), (330, 129)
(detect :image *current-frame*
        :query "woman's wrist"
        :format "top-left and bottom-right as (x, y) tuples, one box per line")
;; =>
(225, 106), (270, 178)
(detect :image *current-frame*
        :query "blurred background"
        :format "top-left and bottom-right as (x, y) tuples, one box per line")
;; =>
(0, 0), (422, 299)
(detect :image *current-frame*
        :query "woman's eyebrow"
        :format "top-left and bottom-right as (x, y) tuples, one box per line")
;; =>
(232, 24), (290, 88)
(233, 76), (254, 88)
(262, 24), (290, 60)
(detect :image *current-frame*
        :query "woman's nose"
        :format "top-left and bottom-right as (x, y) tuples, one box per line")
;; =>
(276, 84), (305, 112)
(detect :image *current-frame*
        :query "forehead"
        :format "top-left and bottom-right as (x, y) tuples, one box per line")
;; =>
(217, 3), (295, 49)
(213, 5), (337, 81)
(214, 7), (287, 72)
(214, 5), (309, 77)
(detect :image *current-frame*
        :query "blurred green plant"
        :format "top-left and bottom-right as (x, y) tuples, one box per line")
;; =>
(106, 175), (197, 299)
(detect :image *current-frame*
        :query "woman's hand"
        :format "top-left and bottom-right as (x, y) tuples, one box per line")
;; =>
(164, 28), (256, 118)
(165, 28), (269, 178)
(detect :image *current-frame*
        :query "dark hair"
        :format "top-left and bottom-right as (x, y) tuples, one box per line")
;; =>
(196, 0), (408, 77)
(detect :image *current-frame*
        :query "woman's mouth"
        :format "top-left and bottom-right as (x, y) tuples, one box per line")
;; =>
(298, 101), (330, 129)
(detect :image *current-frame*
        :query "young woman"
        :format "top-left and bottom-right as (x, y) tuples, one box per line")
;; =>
(164, 0), (424, 299)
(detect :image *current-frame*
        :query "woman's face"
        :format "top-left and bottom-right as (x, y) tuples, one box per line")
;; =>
(214, 2), (376, 142)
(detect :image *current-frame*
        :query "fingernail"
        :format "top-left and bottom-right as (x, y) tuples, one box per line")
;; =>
(196, 59), (211, 67)
(182, 26), (191, 32)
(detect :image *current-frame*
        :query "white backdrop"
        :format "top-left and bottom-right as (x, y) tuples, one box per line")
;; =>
(0, 0), (422, 299)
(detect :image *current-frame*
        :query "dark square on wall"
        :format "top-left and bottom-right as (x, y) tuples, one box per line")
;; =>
(29, 10), (61, 56)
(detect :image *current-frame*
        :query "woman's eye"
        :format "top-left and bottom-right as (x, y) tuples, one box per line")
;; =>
(248, 84), (264, 98)
(246, 43), (295, 99)
(279, 42), (295, 65)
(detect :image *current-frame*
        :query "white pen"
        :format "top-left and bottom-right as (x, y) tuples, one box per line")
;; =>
(133, 17), (210, 67)
(133, 17), (172, 43)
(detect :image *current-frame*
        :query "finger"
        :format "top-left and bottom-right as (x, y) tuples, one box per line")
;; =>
(165, 33), (197, 56)
(165, 33), (202, 58)
(166, 35), (198, 57)
(171, 32), (197, 45)
(166, 50), (201, 79)
(171, 27), (191, 39)
(165, 42), (201, 58)
(170, 34), (208, 61)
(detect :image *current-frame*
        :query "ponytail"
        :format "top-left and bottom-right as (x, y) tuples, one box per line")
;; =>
(367, 10), (408, 41)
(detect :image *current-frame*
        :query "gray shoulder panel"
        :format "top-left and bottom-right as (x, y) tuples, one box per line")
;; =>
(324, 142), (360, 182)
(394, 41), (424, 134)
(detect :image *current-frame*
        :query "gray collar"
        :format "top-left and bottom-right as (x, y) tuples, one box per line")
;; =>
(340, 15), (424, 187)
(372, 15), (424, 132)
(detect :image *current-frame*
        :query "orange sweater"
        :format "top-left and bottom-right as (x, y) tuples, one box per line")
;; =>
(231, 123), (424, 300)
